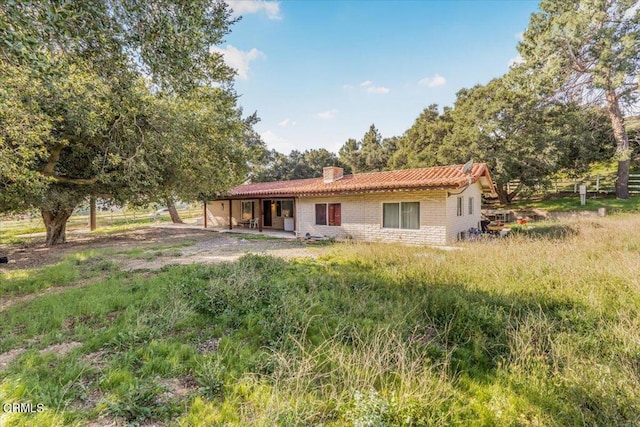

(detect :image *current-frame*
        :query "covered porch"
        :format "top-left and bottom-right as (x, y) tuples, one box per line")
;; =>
(204, 197), (297, 234)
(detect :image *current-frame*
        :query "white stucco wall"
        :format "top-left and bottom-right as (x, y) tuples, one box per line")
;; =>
(296, 190), (448, 245)
(206, 199), (243, 228)
(206, 199), (295, 230)
(445, 182), (483, 242)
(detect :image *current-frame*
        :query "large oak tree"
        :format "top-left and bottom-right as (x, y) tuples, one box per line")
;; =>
(519, 0), (640, 198)
(1, 1), (250, 245)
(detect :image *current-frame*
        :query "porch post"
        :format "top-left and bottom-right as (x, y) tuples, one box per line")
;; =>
(203, 201), (207, 229)
(258, 198), (263, 232)
(293, 197), (297, 233)
(228, 199), (232, 230)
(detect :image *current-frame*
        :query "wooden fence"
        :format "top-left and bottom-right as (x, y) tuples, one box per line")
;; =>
(507, 174), (640, 195)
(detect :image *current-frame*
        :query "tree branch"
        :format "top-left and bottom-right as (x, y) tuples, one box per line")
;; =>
(41, 142), (66, 175)
(40, 173), (98, 185)
(561, 38), (590, 74)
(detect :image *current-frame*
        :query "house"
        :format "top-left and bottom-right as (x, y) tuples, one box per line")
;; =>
(205, 163), (496, 245)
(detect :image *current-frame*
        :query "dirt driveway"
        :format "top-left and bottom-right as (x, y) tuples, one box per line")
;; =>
(0, 225), (324, 271)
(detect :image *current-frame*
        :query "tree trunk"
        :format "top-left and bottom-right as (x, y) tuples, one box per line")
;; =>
(89, 196), (97, 231)
(605, 90), (630, 199)
(496, 183), (513, 205)
(166, 197), (183, 224)
(41, 207), (75, 246)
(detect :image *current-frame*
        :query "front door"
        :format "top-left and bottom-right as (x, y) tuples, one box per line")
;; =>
(263, 200), (272, 227)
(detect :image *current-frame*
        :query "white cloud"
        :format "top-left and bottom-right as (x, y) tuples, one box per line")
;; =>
(366, 86), (390, 94)
(418, 73), (446, 88)
(278, 118), (296, 127)
(260, 130), (295, 153)
(316, 109), (339, 120)
(508, 54), (524, 67)
(227, 0), (281, 20)
(344, 80), (390, 95)
(210, 45), (265, 80)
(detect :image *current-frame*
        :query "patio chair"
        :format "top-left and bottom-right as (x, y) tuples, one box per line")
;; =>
(249, 218), (259, 229)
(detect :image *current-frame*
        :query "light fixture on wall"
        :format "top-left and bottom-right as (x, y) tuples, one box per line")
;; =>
(221, 202), (224, 210)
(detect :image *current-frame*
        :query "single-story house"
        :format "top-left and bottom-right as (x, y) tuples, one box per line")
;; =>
(205, 163), (496, 245)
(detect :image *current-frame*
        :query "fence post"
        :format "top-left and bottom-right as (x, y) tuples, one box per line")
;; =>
(554, 178), (558, 193)
(574, 179), (577, 193)
(89, 196), (97, 231)
(596, 175), (600, 193)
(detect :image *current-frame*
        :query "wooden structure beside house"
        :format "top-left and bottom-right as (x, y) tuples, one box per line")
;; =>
(206, 164), (496, 245)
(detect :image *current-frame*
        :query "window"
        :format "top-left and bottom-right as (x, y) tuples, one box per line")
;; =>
(383, 202), (420, 230)
(401, 202), (420, 229)
(383, 203), (399, 228)
(315, 204), (327, 225)
(275, 200), (282, 217)
(241, 201), (253, 220)
(457, 197), (463, 217)
(328, 203), (341, 226)
(316, 203), (341, 226)
(468, 197), (474, 215)
(281, 200), (294, 217)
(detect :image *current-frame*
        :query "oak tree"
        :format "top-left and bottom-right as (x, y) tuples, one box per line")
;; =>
(519, 0), (640, 198)
(0, 0), (249, 245)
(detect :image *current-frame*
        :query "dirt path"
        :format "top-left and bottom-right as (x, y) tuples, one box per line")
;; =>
(1, 223), (324, 273)
(0, 225), (324, 270)
(116, 233), (321, 271)
(1, 225), (325, 315)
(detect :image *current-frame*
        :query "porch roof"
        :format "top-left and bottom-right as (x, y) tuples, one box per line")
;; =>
(215, 163), (496, 199)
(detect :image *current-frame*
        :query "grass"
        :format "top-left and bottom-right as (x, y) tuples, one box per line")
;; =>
(509, 193), (640, 213)
(0, 205), (203, 243)
(1, 215), (640, 425)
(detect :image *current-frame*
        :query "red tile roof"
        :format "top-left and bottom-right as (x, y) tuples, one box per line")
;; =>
(218, 163), (495, 198)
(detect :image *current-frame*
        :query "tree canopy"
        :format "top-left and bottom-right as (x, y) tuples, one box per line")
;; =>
(519, 0), (640, 198)
(252, 148), (349, 182)
(336, 71), (614, 204)
(0, 0), (251, 245)
(388, 105), (452, 170)
(338, 124), (396, 173)
(440, 69), (613, 203)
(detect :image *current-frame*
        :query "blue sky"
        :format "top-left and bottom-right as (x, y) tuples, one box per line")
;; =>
(220, 0), (540, 154)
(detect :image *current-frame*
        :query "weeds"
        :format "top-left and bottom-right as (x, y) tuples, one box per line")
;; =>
(2, 215), (640, 425)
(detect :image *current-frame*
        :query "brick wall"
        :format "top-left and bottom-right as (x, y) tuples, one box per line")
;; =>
(296, 190), (448, 245)
(207, 184), (483, 243)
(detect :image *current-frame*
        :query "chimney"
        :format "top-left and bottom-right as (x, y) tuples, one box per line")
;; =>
(323, 166), (344, 183)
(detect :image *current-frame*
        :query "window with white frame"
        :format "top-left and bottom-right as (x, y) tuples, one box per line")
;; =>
(468, 197), (474, 215)
(241, 201), (253, 220)
(383, 202), (420, 230)
(457, 197), (463, 216)
(281, 200), (294, 217)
